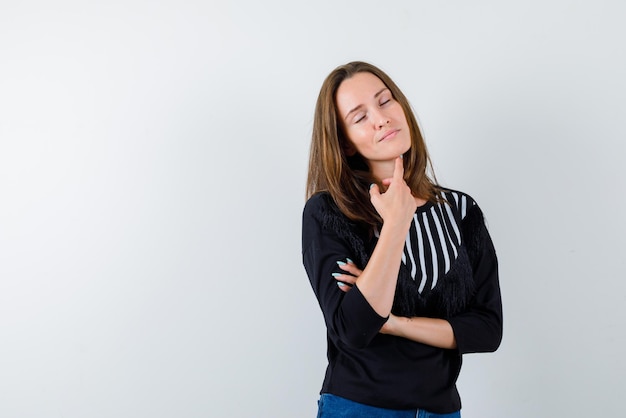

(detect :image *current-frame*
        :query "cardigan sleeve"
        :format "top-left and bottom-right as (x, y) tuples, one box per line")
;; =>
(448, 203), (503, 354)
(302, 194), (388, 349)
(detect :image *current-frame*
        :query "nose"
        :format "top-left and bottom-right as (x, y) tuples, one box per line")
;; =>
(373, 108), (390, 128)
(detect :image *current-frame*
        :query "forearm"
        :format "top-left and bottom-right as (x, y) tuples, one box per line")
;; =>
(380, 315), (457, 349)
(354, 222), (409, 317)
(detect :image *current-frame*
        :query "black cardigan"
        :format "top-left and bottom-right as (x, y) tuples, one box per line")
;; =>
(301, 190), (502, 413)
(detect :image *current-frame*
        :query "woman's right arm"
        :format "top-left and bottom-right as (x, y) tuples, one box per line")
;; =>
(302, 157), (416, 348)
(357, 156), (418, 317)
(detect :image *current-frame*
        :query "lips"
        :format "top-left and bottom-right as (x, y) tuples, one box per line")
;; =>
(378, 129), (400, 142)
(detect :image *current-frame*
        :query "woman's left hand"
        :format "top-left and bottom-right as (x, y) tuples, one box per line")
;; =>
(333, 259), (362, 293)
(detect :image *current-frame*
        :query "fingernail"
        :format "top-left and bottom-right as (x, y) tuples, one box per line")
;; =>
(400, 154), (404, 159)
(336, 261), (346, 266)
(370, 183), (375, 189)
(346, 258), (354, 264)
(337, 282), (346, 287)
(332, 273), (342, 278)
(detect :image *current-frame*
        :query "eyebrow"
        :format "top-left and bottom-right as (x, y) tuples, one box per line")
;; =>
(343, 87), (390, 121)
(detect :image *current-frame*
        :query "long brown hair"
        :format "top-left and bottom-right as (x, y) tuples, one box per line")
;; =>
(306, 61), (440, 227)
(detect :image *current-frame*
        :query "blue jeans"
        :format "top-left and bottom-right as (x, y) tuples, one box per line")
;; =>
(317, 394), (461, 418)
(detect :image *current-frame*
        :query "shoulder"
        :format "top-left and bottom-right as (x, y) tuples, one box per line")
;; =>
(438, 188), (492, 255)
(436, 187), (479, 220)
(302, 194), (332, 254)
(303, 191), (333, 212)
(302, 191), (347, 231)
(302, 192), (370, 264)
(302, 192), (337, 222)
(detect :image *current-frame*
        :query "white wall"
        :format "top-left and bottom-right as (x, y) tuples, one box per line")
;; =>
(1, 1), (624, 417)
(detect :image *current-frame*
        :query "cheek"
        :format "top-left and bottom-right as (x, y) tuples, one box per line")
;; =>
(395, 108), (408, 125)
(347, 131), (371, 151)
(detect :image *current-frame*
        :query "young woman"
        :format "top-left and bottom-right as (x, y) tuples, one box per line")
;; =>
(302, 61), (503, 417)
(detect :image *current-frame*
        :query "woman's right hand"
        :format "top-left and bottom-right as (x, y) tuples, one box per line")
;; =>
(369, 156), (418, 229)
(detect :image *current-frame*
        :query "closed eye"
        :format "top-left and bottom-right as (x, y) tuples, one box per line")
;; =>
(379, 96), (392, 106)
(354, 113), (366, 123)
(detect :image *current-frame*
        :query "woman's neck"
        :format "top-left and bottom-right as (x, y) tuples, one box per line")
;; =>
(370, 160), (396, 183)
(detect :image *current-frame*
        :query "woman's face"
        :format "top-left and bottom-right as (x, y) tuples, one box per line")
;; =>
(335, 72), (411, 165)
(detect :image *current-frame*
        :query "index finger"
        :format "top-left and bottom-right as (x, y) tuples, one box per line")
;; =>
(392, 155), (404, 182)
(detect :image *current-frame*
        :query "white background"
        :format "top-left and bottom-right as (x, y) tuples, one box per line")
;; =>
(1, 1), (625, 417)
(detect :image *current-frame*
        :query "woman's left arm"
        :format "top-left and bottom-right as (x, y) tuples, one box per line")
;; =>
(335, 262), (458, 349)
(446, 206), (503, 354)
(335, 203), (503, 353)
(380, 204), (502, 353)
(380, 315), (457, 349)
